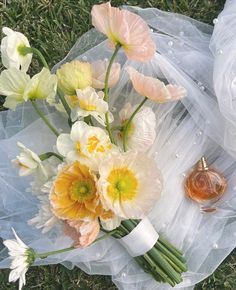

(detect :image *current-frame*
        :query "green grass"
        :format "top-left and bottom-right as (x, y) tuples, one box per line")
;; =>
(1, 0), (235, 289)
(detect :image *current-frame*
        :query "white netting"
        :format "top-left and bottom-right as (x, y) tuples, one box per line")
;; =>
(1, 1), (236, 290)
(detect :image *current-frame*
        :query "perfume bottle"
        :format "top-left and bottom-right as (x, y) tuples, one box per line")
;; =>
(185, 157), (227, 208)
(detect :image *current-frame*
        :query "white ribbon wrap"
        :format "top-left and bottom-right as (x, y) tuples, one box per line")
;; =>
(119, 218), (159, 257)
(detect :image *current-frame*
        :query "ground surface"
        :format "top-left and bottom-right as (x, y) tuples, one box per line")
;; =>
(0, 0), (235, 289)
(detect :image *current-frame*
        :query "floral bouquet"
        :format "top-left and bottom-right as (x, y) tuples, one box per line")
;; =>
(0, 3), (189, 289)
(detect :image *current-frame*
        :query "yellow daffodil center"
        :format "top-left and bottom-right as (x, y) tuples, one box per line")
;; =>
(87, 136), (105, 153)
(66, 95), (80, 109)
(79, 100), (97, 111)
(75, 142), (87, 157)
(70, 179), (95, 202)
(107, 167), (138, 201)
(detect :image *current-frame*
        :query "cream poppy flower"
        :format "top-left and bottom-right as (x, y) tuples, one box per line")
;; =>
(98, 151), (163, 219)
(71, 87), (113, 126)
(0, 68), (30, 110)
(1, 27), (32, 71)
(3, 229), (35, 290)
(28, 195), (59, 233)
(56, 121), (113, 170)
(56, 60), (92, 95)
(91, 2), (156, 62)
(126, 66), (187, 103)
(23, 68), (57, 104)
(91, 59), (120, 89)
(12, 142), (47, 177)
(119, 103), (156, 152)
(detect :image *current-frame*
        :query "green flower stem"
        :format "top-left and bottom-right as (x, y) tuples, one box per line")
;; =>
(122, 97), (148, 151)
(31, 100), (59, 136)
(143, 253), (175, 287)
(36, 230), (119, 260)
(104, 44), (121, 144)
(158, 236), (185, 260)
(36, 246), (75, 259)
(148, 247), (182, 284)
(155, 242), (187, 272)
(57, 88), (71, 119)
(39, 152), (63, 162)
(18, 46), (49, 69)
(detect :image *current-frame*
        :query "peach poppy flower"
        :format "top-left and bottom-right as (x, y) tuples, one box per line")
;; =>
(50, 161), (101, 220)
(91, 59), (120, 89)
(64, 219), (100, 248)
(126, 66), (187, 103)
(91, 2), (156, 62)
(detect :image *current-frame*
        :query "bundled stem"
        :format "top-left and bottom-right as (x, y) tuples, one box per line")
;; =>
(109, 219), (187, 287)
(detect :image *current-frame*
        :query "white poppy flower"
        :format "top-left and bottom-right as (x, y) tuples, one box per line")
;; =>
(119, 102), (156, 152)
(98, 150), (163, 219)
(28, 195), (59, 233)
(23, 68), (58, 104)
(12, 142), (47, 177)
(91, 59), (120, 89)
(0, 68), (30, 110)
(3, 228), (35, 290)
(56, 121), (113, 170)
(71, 86), (113, 126)
(1, 27), (32, 71)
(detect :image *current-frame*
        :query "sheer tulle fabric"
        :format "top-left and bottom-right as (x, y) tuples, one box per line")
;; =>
(1, 1), (236, 290)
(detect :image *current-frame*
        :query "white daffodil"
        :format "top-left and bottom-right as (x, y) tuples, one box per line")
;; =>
(71, 87), (113, 126)
(119, 103), (156, 152)
(3, 228), (35, 290)
(23, 68), (57, 104)
(0, 68), (30, 110)
(56, 121), (113, 170)
(98, 151), (163, 219)
(12, 142), (47, 177)
(28, 195), (59, 233)
(1, 27), (32, 71)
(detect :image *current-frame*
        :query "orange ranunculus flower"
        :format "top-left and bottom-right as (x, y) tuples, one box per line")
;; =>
(91, 2), (156, 62)
(50, 161), (101, 220)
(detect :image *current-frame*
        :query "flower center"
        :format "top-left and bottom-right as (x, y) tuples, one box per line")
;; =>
(107, 167), (138, 201)
(87, 136), (105, 153)
(16, 160), (30, 169)
(75, 142), (86, 157)
(79, 100), (97, 111)
(67, 95), (79, 109)
(70, 179), (95, 202)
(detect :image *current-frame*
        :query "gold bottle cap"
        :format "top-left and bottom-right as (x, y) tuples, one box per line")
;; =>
(197, 157), (208, 171)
